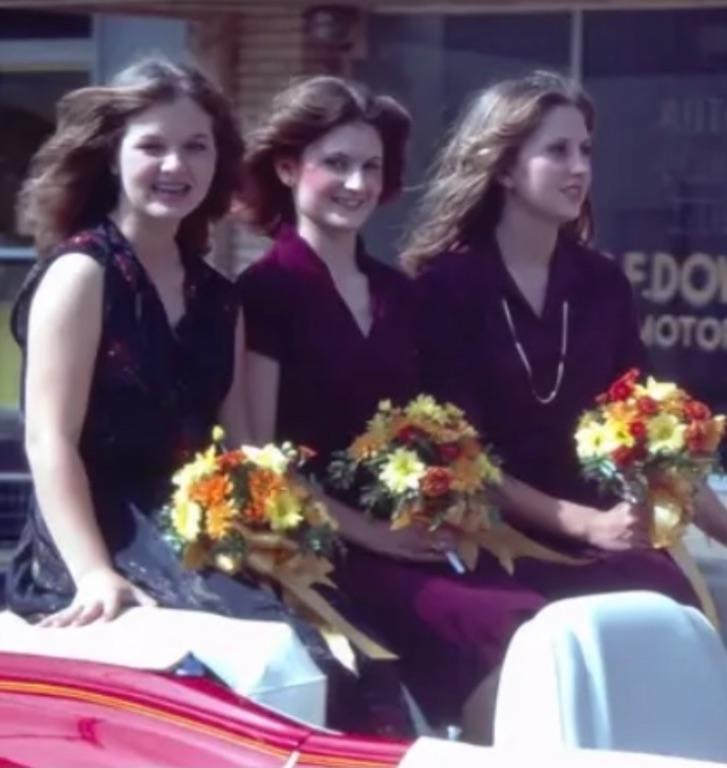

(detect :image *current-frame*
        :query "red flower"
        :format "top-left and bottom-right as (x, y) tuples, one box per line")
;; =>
(612, 445), (636, 468)
(629, 420), (647, 441)
(607, 368), (640, 403)
(636, 396), (658, 416)
(397, 425), (425, 444)
(438, 442), (462, 463)
(683, 399), (711, 421)
(217, 450), (246, 471)
(421, 467), (453, 497)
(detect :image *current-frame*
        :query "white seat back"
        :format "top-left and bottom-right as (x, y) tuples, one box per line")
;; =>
(494, 591), (727, 763)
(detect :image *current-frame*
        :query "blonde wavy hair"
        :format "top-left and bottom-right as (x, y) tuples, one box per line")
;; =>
(400, 71), (595, 274)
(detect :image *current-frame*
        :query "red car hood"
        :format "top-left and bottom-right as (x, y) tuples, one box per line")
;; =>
(0, 652), (409, 768)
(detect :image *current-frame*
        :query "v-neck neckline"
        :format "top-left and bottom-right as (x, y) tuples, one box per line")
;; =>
(106, 217), (194, 339)
(277, 226), (379, 342)
(488, 233), (566, 324)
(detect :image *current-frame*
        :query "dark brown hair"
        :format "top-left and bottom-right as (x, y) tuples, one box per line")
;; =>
(239, 76), (410, 236)
(18, 57), (244, 258)
(401, 71), (595, 274)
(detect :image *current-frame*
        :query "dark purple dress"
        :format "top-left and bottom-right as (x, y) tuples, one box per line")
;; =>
(239, 226), (545, 726)
(416, 231), (698, 607)
(7, 219), (296, 626)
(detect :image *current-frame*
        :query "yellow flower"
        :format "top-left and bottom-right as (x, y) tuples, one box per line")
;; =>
(643, 377), (679, 403)
(605, 414), (635, 448)
(405, 395), (449, 425)
(172, 449), (217, 490)
(212, 425), (226, 443)
(575, 418), (623, 459)
(349, 431), (387, 459)
(205, 500), (237, 540)
(171, 495), (203, 542)
(451, 455), (501, 492)
(265, 490), (304, 531)
(243, 444), (290, 474)
(476, 454), (502, 485)
(380, 448), (426, 494)
(647, 413), (686, 455)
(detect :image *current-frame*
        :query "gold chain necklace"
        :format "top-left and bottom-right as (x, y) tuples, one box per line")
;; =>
(501, 298), (569, 405)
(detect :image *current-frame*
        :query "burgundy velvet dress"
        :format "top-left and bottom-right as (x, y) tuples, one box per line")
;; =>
(415, 231), (699, 608)
(239, 226), (545, 726)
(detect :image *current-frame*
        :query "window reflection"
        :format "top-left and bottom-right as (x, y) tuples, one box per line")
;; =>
(355, 12), (570, 262)
(0, 70), (88, 248)
(584, 8), (727, 414)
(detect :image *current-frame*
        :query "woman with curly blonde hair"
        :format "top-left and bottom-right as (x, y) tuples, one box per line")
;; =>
(407, 71), (705, 611)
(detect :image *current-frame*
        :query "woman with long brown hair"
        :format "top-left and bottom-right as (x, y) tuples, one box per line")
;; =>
(238, 75), (546, 743)
(405, 71), (725, 609)
(6, 57), (296, 632)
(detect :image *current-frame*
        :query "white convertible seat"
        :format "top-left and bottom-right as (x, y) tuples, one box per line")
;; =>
(494, 591), (727, 763)
(399, 740), (727, 768)
(684, 524), (727, 641)
(0, 607), (326, 726)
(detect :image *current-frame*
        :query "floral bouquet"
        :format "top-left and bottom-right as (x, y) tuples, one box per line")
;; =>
(576, 368), (724, 547)
(329, 395), (582, 573)
(575, 369), (724, 623)
(162, 427), (393, 660)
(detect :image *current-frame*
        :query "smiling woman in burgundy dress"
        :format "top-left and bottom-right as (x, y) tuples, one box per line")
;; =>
(404, 70), (727, 607)
(237, 76), (546, 742)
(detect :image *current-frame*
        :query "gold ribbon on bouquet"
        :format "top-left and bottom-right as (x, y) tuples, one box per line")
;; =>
(403, 502), (586, 574)
(645, 473), (719, 628)
(207, 525), (396, 666)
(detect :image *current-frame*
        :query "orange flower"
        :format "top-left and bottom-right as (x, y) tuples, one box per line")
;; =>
(349, 433), (385, 460)
(205, 501), (236, 540)
(460, 437), (482, 460)
(686, 420), (724, 455)
(217, 450), (246, 472)
(190, 473), (231, 507)
(246, 468), (284, 523)
(421, 466), (453, 497)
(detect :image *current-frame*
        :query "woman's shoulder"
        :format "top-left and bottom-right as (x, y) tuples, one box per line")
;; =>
(362, 252), (412, 291)
(565, 238), (633, 295)
(237, 240), (289, 286)
(11, 245), (105, 347)
(410, 247), (478, 307)
(190, 256), (234, 293)
(50, 222), (116, 263)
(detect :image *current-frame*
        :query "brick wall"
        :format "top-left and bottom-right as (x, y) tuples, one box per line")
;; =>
(191, 7), (360, 275)
(231, 8), (307, 273)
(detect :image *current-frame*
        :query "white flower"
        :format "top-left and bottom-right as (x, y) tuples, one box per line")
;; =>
(242, 444), (289, 474)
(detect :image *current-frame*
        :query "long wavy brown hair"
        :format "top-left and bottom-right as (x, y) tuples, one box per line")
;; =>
(400, 71), (595, 274)
(239, 76), (410, 236)
(18, 57), (244, 258)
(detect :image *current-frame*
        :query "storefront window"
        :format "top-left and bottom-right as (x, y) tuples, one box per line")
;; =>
(584, 8), (727, 414)
(355, 12), (570, 261)
(0, 70), (89, 249)
(0, 12), (91, 495)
